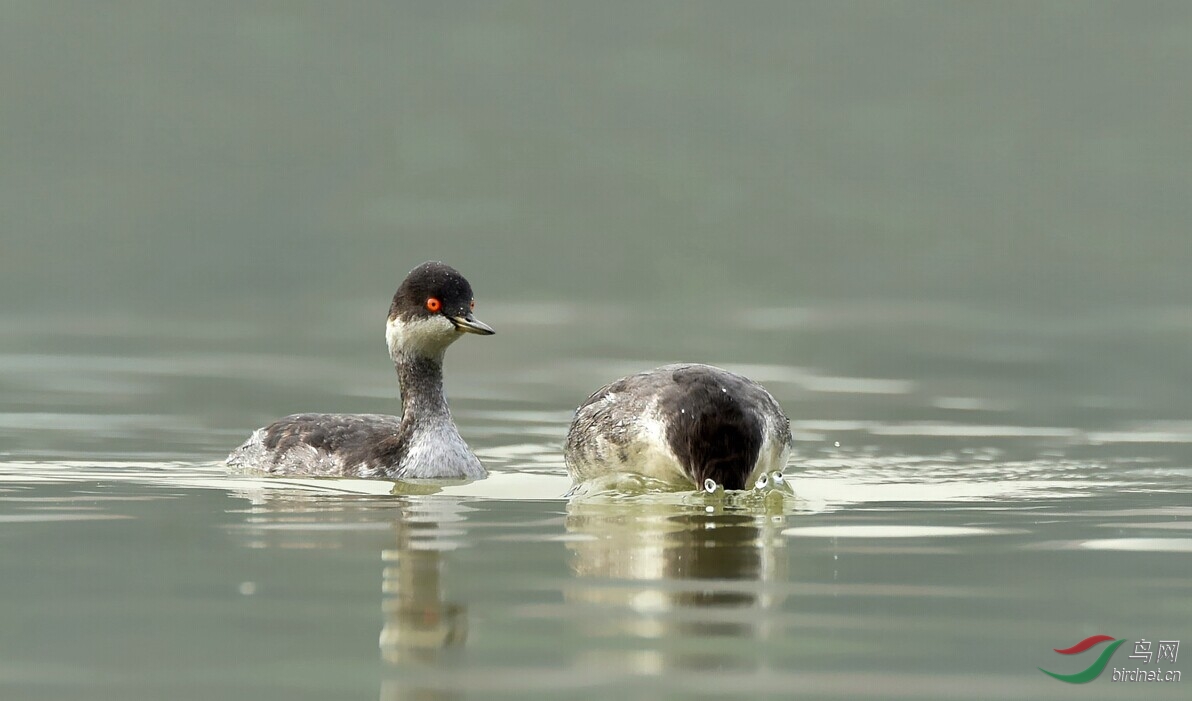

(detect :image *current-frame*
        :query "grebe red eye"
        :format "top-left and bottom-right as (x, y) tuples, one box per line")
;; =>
(426, 297), (442, 312)
(470, 300), (475, 311)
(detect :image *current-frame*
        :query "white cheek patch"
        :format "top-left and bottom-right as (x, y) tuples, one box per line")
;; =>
(386, 315), (458, 359)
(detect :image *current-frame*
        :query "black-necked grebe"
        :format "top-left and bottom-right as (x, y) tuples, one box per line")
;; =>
(564, 364), (792, 490)
(226, 261), (494, 479)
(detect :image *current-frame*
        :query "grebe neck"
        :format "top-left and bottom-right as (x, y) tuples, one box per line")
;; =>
(395, 352), (451, 421)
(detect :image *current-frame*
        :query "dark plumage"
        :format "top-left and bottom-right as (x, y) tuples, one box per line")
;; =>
(388, 262), (477, 324)
(661, 366), (765, 488)
(257, 413), (405, 473)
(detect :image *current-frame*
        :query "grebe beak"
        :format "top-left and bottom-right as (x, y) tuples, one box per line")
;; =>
(450, 313), (495, 335)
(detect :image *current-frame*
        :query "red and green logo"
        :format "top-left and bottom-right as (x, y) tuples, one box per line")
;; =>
(1039, 635), (1125, 683)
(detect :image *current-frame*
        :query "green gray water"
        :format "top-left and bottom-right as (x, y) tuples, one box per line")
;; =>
(2, 3), (1190, 700)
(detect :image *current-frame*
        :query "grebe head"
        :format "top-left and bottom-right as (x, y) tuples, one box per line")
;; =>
(385, 261), (494, 361)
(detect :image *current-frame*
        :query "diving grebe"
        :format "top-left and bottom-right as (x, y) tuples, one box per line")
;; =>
(226, 261), (494, 479)
(564, 364), (792, 490)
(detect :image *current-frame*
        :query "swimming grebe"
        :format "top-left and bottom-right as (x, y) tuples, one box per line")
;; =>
(226, 261), (494, 479)
(564, 364), (792, 490)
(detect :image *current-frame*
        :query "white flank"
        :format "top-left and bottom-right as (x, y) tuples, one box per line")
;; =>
(750, 414), (791, 485)
(625, 401), (688, 484)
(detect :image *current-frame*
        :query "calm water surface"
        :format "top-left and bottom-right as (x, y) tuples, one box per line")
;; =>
(1, 303), (1189, 700)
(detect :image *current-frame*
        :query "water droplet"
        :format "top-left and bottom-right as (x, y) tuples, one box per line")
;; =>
(239, 582), (257, 596)
(721, 387), (727, 392)
(834, 441), (840, 447)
